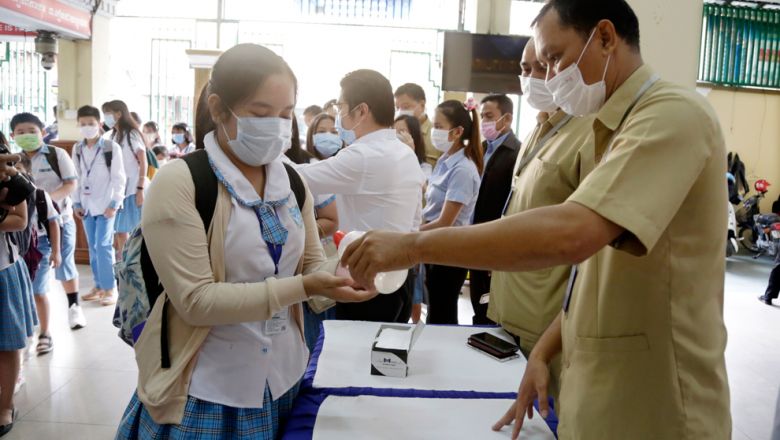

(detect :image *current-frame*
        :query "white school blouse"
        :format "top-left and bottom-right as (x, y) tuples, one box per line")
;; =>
(188, 133), (309, 408)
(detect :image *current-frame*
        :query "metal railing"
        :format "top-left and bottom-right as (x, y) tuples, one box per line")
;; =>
(0, 41), (54, 140)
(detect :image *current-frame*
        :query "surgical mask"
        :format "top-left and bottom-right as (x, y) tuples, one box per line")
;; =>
(222, 111), (292, 167)
(144, 133), (157, 143)
(313, 132), (342, 158)
(14, 134), (42, 152)
(172, 133), (186, 145)
(481, 115), (506, 142)
(80, 125), (100, 140)
(397, 109), (415, 118)
(546, 28), (611, 117)
(430, 128), (454, 153)
(104, 114), (116, 129)
(336, 108), (362, 145)
(521, 75), (558, 113)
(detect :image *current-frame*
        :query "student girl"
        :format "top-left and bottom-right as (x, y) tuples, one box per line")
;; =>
(169, 122), (196, 158)
(421, 100), (482, 325)
(142, 121), (163, 149)
(115, 43), (375, 440)
(0, 135), (36, 438)
(102, 100), (148, 259)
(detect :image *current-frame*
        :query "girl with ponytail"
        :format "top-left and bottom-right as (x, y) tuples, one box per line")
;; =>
(419, 99), (483, 324)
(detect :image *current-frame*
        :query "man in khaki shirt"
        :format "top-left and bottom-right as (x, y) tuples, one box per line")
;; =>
(341, 1), (731, 439)
(489, 38), (595, 403)
(394, 83), (440, 167)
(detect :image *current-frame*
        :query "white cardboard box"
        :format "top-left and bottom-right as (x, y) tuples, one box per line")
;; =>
(370, 322), (425, 378)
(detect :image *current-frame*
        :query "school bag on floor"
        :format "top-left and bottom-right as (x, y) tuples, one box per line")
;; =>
(113, 149), (305, 368)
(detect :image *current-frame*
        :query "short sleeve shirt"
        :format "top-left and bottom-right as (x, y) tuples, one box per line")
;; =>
(30, 145), (77, 219)
(113, 131), (146, 197)
(423, 148), (481, 226)
(558, 65), (731, 439)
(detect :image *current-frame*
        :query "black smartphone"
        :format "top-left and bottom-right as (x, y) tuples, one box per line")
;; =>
(469, 332), (519, 354)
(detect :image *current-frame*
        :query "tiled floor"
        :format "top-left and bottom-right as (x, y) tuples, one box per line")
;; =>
(6, 256), (780, 439)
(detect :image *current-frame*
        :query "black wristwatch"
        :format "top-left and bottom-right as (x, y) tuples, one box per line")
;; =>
(137, 186), (144, 191)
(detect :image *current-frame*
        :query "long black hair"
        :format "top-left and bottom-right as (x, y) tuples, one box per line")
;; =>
(196, 44), (298, 149)
(436, 100), (483, 174)
(285, 116), (313, 165)
(103, 100), (144, 147)
(395, 114), (425, 165)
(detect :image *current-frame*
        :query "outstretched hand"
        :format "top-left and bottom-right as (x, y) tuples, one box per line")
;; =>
(339, 230), (419, 290)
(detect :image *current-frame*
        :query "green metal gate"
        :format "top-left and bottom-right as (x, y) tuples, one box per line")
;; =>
(0, 41), (55, 143)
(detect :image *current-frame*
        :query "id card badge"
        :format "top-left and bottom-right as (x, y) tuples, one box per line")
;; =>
(265, 308), (290, 335)
(562, 266), (578, 313)
(83, 185), (92, 196)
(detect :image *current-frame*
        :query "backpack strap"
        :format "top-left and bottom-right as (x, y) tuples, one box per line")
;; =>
(35, 189), (50, 237)
(152, 149), (217, 370)
(43, 147), (62, 179)
(283, 163), (306, 209)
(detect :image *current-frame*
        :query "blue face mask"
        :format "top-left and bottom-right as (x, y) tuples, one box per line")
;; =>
(313, 132), (342, 158)
(104, 114), (116, 129)
(335, 106), (363, 145)
(172, 133), (186, 145)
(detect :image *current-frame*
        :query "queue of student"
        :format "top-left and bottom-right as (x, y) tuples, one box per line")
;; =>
(0, 0), (745, 438)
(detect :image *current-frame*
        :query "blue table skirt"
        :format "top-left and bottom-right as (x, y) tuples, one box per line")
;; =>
(281, 324), (559, 439)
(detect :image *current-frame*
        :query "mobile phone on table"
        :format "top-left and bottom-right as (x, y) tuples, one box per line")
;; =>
(467, 332), (519, 362)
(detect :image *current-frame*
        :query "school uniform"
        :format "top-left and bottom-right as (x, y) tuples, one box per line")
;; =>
(423, 148), (480, 324)
(72, 138), (126, 291)
(0, 232), (38, 351)
(169, 142), (196, 158)
(30, 190), (61, 295)
(112, 131), (147, 234)
(29, 145), (79, 283)
(117, 132), (323, 438)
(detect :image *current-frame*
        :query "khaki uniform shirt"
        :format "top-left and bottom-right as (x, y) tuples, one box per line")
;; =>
(488, 110), (595, 346)
(420, 115), (441, 167)
(561, 65), (731, 439)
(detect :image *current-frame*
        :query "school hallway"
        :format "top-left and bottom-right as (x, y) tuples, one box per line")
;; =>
(5, 258), (780, 440)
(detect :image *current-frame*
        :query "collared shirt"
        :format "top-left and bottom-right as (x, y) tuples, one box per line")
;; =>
(420, 115), (441, 167)
(30, 144), (78, 220)
(423, 148), (480, 226)
(170, 143), (196, 158)
(483, 131), (511, 168)
(72, 138), (126, 216)
(298, 129), (424, 233)
(111, 131), (147, 197)
(488, 111), (595, 344)
(188, 132), (308, 408)
(559, 65), (731, 439)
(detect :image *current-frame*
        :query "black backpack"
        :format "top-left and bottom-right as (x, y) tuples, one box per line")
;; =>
(73, 140), (113, 170)
(118, 149), (306, 368)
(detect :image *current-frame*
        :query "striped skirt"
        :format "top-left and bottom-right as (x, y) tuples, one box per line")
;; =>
(116, 383), (300, 440)
(0, 260), (38, 351)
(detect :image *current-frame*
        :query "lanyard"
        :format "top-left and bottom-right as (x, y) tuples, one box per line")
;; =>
(80, 138), (103, 180)
(600, 74), (660, 163)
(501, 114), (573, 216)
(253, 208), (283, 275)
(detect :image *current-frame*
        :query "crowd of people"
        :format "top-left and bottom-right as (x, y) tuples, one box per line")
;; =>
(0, 0), (766, 438)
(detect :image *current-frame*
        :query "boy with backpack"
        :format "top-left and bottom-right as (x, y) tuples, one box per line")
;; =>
(72, 106), (126, 307)
(10, 112), (87, 330)
(15, 155), (61, 355)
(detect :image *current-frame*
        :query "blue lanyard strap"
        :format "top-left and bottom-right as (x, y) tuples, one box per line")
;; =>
(80, 138), (103, 179)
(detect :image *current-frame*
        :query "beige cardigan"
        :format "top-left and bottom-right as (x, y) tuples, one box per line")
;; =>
(135, 159), (327, 424)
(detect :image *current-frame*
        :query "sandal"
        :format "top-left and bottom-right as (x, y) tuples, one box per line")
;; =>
(36, 334), (53, 356)
(100, 289), (117, 306)
(0, 408), (17, 438)
(81, 288), (103, 301)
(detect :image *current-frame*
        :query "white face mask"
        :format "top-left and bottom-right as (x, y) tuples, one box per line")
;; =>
(521, 75), (558, 113)
(397, 109), (415, 118)
(222, 111), (292, 167)
(430, 128), (454, 153)
(545, 29), (611, 117)
(80, 125), (100, 140)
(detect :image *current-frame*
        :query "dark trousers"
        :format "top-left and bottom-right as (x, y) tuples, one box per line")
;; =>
(425, 264), (468, 325)
(765, 263), (780, 300)
(336, 269), (414, 323)
(469, 269), (495, 325)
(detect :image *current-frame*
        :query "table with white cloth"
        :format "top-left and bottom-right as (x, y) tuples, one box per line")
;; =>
(281, 321), (558, 439)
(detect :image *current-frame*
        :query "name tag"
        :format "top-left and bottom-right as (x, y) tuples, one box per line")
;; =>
(265, 308), (289, 335)
(83, 185), (92, 196)
(38, 167), (53, 173)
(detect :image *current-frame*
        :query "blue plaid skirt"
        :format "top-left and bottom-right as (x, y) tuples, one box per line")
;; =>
(116, 383), (300, 440)
(0, 260), (38, 351)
